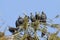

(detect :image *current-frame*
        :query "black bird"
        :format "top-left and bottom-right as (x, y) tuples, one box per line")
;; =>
(35, 13), (40, 20)
(9, 27), (19, 34)
(40, 11), (47, 23)
(41, 32), (45, 37)
(30, 13), (36, 22)
(31, 17), (36, 22)
(15, 16), (24, 27)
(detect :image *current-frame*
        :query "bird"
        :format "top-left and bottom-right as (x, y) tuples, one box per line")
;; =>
(9, 27), (19, 35)
(15, 16), (24, 28)
(35, 12), (40, 20)
(30, 13), (36, 22)
(41, 32), (45, 37)
(40, 11), (47, 23)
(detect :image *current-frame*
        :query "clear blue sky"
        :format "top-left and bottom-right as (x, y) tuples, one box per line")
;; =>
(0, 0), (60, 39)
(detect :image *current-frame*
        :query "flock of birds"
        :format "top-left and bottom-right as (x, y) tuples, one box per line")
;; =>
(9, 11), (47, 37)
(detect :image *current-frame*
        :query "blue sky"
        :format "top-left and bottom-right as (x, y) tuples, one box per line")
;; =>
(0, 0), (60, 39)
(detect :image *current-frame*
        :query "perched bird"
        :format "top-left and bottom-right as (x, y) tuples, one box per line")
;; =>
(41, 28), (47, 37)
(15, 16), (24, 27)
(35, 12), (40, 20)
(40, 11), (47, 23)
(30, 13), (36, 22)
(9, 27), (19, 34)
(41, 32), (45, 37)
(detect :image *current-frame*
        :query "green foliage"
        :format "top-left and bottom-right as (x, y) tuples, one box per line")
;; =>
(48, 32), (60, 40)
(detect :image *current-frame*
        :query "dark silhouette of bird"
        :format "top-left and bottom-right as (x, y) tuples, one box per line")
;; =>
(9, 27), (19, 34)
(41, 32), (45, 37)
(40, 11), (47, 23)
(35, 12), (40, 20)
(30, 13), (36, 22)
(15, 16), (24, 27)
